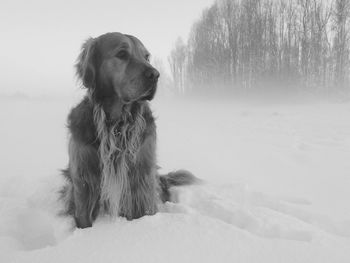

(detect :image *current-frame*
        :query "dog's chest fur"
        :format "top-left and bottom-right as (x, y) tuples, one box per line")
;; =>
(68, 97), (157, 219)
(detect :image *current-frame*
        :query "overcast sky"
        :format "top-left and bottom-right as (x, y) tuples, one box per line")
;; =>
(0, 0), (213, 95)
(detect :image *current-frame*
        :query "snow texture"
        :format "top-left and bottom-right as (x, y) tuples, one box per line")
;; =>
(0, 96), (349, 263)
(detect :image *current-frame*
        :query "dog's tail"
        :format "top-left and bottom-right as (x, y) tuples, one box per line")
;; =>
(157, 170), (200, 202)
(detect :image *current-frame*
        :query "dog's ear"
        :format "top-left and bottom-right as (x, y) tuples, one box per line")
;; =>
(75, 38), (97, 88)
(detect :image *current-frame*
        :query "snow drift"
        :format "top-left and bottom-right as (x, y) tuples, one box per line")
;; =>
(0, 96), (349, 262)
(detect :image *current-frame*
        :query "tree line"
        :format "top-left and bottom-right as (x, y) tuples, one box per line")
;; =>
(168, 0), (350, 98)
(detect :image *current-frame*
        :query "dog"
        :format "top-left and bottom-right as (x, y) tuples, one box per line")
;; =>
(60, 32), (197, 228)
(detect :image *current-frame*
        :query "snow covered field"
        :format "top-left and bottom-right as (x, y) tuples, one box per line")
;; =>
(0, 95), (349, 262)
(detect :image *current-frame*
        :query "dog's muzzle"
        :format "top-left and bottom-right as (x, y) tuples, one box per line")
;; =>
(141, 67), (159, 101)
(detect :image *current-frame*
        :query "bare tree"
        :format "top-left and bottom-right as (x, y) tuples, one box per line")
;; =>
(168, 0), (350, 98)
(332, 0), (350, 92)
(168, 37), (187, 94)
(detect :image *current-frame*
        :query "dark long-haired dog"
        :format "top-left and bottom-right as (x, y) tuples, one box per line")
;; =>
(60, 32), (196, 228)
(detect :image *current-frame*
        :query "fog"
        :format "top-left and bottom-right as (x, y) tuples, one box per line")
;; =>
(2, 0), (348, 102)
(0, 0), (213, 96)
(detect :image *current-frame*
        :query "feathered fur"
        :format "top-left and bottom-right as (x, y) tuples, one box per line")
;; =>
(60, 32), (198, 228)
(93, 102), (151, 217)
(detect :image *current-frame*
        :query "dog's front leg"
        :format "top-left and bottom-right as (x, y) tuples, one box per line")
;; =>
(69, 140), (101, 228)
(126, 135), (158, 219)
(71, 175), (100, 228)
(72, 177), (93, 228)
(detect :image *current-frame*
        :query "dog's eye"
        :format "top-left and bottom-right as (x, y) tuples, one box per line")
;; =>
(116, 50), (129, 60)
(145, 54), (150, 62)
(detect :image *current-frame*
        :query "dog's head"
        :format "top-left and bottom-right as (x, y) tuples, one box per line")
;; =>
(76, 32), (159, 103)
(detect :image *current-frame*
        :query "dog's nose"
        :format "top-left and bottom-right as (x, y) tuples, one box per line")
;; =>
(145, 68), (160, 82)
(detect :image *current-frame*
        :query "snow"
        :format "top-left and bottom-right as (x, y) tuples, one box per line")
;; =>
(0, 95), (349, 262)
